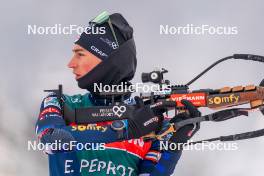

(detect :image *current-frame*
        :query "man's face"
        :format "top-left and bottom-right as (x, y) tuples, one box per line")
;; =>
(68, 44), (102, 80)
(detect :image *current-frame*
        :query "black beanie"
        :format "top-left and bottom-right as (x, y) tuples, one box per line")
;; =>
(75, 13), (133, 61)
(75, 12), (137, 95)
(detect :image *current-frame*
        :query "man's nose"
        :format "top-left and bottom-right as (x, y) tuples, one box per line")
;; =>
(67, 57), (77, 68)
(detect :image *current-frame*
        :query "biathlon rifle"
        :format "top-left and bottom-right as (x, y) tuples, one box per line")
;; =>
(45, 54), (264, 144)
(141, 54), (264, 143)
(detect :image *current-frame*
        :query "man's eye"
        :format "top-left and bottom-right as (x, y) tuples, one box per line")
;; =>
(77, 53), (85, 57)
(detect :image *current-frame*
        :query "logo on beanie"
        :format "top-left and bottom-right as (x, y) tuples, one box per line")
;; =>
(91, 45), (108, 57)
(100, 37), (118, 49)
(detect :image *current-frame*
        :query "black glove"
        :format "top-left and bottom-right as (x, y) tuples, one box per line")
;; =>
(127, 96), (163, 139)
(169, 99), (201, 144)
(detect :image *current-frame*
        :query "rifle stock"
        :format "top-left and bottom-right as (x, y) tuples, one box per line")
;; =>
(168, 85), (264, 110)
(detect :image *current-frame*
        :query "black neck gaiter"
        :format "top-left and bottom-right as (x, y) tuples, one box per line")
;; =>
(77, 39), (137, 98)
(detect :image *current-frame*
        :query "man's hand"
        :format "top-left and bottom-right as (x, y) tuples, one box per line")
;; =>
(127, 96), (163, 139)
(169, 99), (201, 145)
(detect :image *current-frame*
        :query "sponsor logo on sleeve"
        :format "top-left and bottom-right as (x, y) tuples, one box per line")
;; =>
(44, 97), (60, 108)
(39, 107), (61, 120)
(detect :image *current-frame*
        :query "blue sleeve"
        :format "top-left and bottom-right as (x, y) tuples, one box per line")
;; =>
(139, 150), (182, 176)
(139, 140), (182, 176)
(35, 94), (128, 153)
